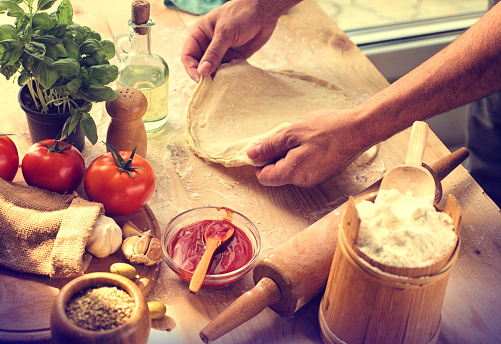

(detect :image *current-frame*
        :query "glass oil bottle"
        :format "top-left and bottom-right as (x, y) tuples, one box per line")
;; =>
(115, 0), (169, 134)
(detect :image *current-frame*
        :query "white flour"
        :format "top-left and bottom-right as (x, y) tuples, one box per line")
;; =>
(355, 189), (457, 268)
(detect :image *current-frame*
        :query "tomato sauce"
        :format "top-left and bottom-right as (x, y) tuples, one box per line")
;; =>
(168, 220), (253, 275)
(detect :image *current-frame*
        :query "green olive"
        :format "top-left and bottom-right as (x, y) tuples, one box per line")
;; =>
(110, 262), (137, 280)
(147, 301), (167, 319)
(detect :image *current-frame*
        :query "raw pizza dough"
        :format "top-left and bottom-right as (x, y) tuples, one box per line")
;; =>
(185, 59), (377, 167)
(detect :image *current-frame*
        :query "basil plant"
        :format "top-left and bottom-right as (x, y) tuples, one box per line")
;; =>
(0, 0), (118, 144)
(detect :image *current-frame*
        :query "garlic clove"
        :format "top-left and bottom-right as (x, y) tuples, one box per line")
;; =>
(122, 236), (140, 260)
(86, 215), (123, 258)
(121, 230), (162, 266)
(144, 237), (162, 266)
(134, 231), (152, 255)
(122, 221), (143, 238)
(130, 254), (151, 265)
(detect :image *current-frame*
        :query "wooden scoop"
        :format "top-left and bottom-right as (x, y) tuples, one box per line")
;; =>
(380, 121), (435, 201)
(189, 221), (235, 294)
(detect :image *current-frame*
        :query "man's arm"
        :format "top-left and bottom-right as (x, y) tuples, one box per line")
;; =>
(249, 2), (501, 187)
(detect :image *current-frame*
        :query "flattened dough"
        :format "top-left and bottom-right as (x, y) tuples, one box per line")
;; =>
(185, 60), (373, 167)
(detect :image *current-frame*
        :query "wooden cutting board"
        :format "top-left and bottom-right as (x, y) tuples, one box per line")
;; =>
(0, 177), (161, 342)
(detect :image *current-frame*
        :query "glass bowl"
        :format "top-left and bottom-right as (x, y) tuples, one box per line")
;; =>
(161, 207), (261, 289)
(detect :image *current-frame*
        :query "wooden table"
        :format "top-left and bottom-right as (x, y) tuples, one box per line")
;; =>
(1, 1), (500, 343)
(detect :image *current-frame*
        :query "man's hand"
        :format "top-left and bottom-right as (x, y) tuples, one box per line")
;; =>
(247, 108), (371, 187)
(181, 0), (280, 82)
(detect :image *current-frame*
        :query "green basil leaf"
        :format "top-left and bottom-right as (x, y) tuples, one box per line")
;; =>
(89, 50), (106, 64)
(15, 15), (28, 31)
(85, 83), (118, 102)
(80, 102), (92, 113)
(18, 21), (32, 41)
(61, 115), (77, 140)
(33, 35), (61, 45)
(62, 37), (79, 61)
(0, 60), (19, 79)
(37, 0), (57, 11)
(5, 44), (23, 65)
(0, 24), (16, 40)
(20, 51), (34, 69)
(51, 57), (79, 78)
(80, 55), (96, 66)
(80, 112), (97, 144)
(17, 71), (30, 86)
(79, 38), (100, 54)
(55, 0), (73, 24)
(67, 23), (86, 44)
(32, 12), (56, 30)
(88, 64), (117, 85)
(87, 31), (101, 41)
(99, 39), (115, 60)
(53, 77), (81, 96)
(48, 23), (67, 38)
(0, 0), (24, 17)
(33, 58), (59, 89)
(24, 41), (46, 59)
(45, 42), (67, 58)
(0, 38), (21, 50)
(69, 107), (79, 116)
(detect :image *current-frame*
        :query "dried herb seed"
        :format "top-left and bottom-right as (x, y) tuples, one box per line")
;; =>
(65, 286), (135, 331)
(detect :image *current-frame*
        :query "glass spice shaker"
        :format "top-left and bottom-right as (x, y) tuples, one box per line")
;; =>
(114, 0), (169, 134)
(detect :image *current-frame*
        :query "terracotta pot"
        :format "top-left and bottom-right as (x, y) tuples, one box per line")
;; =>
(50, 272), (151, 344)
(18, 84), (86, 151)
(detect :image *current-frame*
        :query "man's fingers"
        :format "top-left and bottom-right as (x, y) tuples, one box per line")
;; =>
(247, 128), (295, 163)
(197, 36), (232, 77)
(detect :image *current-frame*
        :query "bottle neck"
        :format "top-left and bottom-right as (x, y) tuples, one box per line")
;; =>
(129, 27), (152, 54)
(128, 19), (155, 55)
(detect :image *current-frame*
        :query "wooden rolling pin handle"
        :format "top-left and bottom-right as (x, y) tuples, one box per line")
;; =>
(200, 277), (282, 343)
(430, 147), (469, 182)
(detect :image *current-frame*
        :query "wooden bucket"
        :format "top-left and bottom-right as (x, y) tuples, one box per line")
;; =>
(318, 192), (462, 344)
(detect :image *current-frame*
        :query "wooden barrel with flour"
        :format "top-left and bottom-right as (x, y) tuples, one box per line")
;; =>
(318, 192), (462, 344)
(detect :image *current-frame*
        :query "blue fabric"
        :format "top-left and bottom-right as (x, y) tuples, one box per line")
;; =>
(164, 0), (227, 15)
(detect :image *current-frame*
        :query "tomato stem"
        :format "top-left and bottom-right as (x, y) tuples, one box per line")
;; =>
(104, 142), (147, 178)
(38, 137), (72, 153)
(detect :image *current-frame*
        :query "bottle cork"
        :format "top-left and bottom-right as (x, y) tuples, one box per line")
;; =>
(131, 0), (150, 35)
(105, 87), (148, 157)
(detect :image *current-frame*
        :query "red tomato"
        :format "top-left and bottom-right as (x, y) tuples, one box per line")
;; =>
(22, 139), (85, 194)
(0, 135), (19, 181)
(84, 149), (155, 216)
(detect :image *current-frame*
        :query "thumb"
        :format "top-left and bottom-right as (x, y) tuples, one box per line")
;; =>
(247, 129), (294, 163)
(198, 36), (232, 76)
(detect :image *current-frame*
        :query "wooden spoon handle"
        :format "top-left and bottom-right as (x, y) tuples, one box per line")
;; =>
(405, 121), (429, 167)
(189, 238), (220, 294)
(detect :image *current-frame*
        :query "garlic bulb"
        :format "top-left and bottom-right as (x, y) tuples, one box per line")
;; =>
(86, 215), (123, 258)
(122, 230), (162, 266)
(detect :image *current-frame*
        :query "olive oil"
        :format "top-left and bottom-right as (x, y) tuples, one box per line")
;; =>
(114, 2), (169, 135)
(117, 64), (169, 134)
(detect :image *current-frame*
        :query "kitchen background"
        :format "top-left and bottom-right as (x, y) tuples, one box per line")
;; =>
(317, 0), (488, 153)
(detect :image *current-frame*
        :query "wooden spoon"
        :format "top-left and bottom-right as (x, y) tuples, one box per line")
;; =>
(189, 221), (235, 294)
(380, 121), (435, 201)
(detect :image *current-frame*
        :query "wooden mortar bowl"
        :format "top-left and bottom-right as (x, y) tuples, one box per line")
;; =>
(50, 272), (151, 344)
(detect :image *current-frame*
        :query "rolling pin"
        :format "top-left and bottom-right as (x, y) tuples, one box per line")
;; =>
(200, 147), (469, 343)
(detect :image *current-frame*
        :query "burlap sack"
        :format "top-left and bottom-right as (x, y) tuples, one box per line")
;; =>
(0, 178), (104, 278)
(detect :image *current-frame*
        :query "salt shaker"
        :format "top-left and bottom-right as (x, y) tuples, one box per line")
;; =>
(105, 87), (148, 157)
